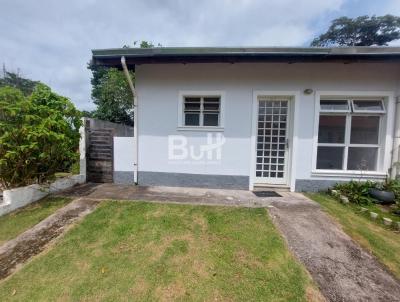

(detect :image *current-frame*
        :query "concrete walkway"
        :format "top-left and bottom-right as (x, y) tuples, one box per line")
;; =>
(0, 198), (99, 280)
(268, 196), (400, 302)
(57, 183), (297, 207)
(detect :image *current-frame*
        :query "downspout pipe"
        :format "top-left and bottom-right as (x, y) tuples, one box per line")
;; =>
(121, 56), (138, 184)
(391, 96), (400, 179)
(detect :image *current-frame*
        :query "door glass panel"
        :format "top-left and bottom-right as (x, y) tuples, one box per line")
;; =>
(255, 99), (288, 180)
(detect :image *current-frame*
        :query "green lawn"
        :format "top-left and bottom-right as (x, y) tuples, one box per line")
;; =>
(0, 201), (320, 301)
(307, 193), (400, 279)
(0, 196), (72, 245)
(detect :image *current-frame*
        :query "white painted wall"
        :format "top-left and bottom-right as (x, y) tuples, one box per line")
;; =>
(135, 62), (400, 184)
(114, 137), (135, 171)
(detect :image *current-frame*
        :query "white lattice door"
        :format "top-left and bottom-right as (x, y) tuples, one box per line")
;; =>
(255, 96), (290, 185)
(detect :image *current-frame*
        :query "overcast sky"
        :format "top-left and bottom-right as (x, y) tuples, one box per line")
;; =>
(1, 0), (399, 110)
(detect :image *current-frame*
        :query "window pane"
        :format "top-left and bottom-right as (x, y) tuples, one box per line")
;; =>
(353, 100), (384, 112)
(203, 113), (219, 126)
(316, 146), (344, 169)
(347, 147), (378, 171)
(318, 115), (346, 143)
(203, 97), (220, 111)
(185, 97), (201, 102)
(350, 116), (379, 144)
(320, 100), (349, 111)
(185, 113), (200, 126)
(184, 97), (201, 111)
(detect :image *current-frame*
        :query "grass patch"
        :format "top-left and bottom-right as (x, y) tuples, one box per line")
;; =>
(307, 193), (400, 279)
(0, 201), (317, 301)
(0, 197), (72, 245)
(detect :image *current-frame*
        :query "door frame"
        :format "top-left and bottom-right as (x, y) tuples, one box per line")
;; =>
(249, 90), (300, 192)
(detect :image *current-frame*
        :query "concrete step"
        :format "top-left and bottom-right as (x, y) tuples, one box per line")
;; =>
(253, 184), (290, 192)
(88, 165), (112, 172)
(88, 156), (112, 161)
(89, 140), (111, 145)
(90, 145), (112, 150)
(89, 129), (113, 133)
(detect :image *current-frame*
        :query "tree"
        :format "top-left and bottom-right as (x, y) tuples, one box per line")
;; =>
(88, 41), (161, 126)
(91, 68), (134, 126)
(0, 84), (82, 188)
(81, 110), (95, 118)
(311, 15), (400, 47)
(0, 66), (40, 96)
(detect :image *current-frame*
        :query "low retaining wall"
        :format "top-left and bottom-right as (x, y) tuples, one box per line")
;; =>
(0, 174), (85, 216)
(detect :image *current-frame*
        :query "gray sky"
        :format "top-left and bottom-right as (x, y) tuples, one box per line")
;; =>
(1, 0), (399, 110)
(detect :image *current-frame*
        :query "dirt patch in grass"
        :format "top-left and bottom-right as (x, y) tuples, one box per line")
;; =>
(155, 281), (186, 302)
(0, 202), (316, 301)
(306, 285), (326, 302)
(235, 249), (264, 269)
(129, 277), (150, 298)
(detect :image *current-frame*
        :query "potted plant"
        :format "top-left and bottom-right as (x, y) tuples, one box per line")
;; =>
(369, 178), (396, 205)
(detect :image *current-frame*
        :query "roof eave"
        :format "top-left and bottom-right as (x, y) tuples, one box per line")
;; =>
(91, 47), (400, 68)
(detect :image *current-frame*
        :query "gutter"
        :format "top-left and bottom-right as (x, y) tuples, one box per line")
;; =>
(121, 56), (138, 184)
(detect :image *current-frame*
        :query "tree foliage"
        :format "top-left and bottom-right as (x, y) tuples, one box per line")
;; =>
(0, 67), (40, 96)
(88, 41), (161, 126)
(0, 84), (81, 188)
(90, 68), (134, 126)
(311, 15), (400, 47)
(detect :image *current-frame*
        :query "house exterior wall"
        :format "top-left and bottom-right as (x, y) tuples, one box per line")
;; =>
(135, 62), (400, 191)
(114, 137), (135, 184)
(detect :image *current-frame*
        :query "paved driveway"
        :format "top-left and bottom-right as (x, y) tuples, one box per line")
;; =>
(268, 197), (400, 302)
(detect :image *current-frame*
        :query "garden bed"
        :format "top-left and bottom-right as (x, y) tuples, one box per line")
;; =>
(329, 180), (400, 229)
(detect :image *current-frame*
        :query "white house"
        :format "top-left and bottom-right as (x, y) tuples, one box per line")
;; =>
(91, 47), (400, 192)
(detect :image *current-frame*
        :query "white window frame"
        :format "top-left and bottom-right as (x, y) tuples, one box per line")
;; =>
(312, 91), (395, 178)
(177, 91), (225, 131)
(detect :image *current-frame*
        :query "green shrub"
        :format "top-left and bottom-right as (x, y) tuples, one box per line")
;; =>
(333, 181), (377, 205)
(381, 179), (400, 213)
(0, 84), (81, 188)
(332, 179), (400, 214)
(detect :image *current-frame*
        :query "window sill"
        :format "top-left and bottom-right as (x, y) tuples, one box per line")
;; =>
(311, 170), (387, 179)
(177, 126), (224, 132)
